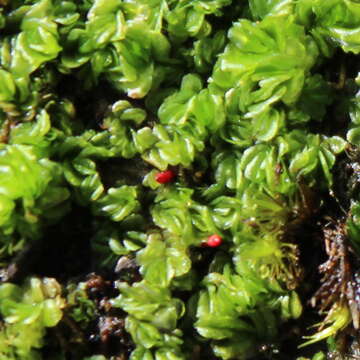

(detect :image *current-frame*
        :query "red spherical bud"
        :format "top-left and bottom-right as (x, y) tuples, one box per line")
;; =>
(204, 234), (222, 248)
(155, 170), (176, 184)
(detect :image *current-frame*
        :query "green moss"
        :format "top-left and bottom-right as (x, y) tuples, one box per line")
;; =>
(0, 0), (360, 359)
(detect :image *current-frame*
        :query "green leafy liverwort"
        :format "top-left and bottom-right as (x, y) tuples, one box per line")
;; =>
(0, 0), (360, 359)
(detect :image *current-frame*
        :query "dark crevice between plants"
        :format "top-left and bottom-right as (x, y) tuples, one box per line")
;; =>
(274, 188), (327, 359)
(319, 50), (359, 86)
(56, 76), (123, 132)
(332, 147), (360, 212)
(0, 204), (94, 284)
(43, 272), (136, 360)
(97, 157), (152, 190)
(83, 273), (134, 359)
(55, 72), (164, 134)
(31, 204), (94, 281)
(43, 255), (141, 358)
(207, 2), (248, 32)
(310, 51), (359, 138)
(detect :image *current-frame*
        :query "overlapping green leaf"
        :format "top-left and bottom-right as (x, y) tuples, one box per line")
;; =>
(0, 277), (65, 360)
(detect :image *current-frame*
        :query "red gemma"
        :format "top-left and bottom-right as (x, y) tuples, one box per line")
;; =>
(155, 170), (176, 184)
(204, 234), (222, 248)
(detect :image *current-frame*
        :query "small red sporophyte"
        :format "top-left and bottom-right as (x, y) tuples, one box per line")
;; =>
(155, 170), (176, 184)
(204, 234), (222, 247)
